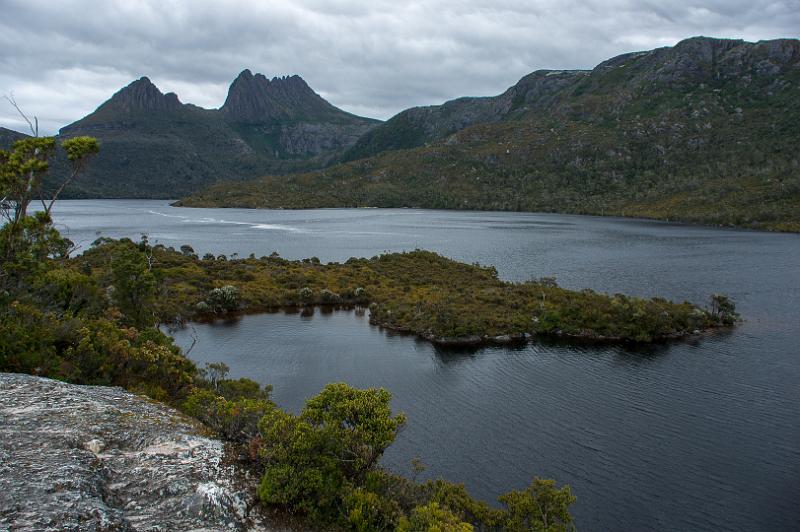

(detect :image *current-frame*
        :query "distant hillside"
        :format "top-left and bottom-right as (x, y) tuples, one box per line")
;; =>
(0, 126), (28, 148)
(179, 37), (800, 232)
(340, 69), (580, 162)
(49, 72), (379, 198)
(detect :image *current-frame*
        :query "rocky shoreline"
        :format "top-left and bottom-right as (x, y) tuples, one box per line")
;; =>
(365, 309), (711, 347)
(0, 373), (284, 531)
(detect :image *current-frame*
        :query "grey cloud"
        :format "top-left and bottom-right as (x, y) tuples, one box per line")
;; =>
(1, 0), (797, 134)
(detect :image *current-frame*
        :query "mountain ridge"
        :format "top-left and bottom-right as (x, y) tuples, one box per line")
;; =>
(342, 36), (798, 162)
(179, 36), (800, 232)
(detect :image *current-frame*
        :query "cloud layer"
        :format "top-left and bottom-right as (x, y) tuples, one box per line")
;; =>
(1, 0), (797, 134)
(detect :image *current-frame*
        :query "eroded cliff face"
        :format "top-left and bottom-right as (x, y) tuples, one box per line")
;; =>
(0, 373), (276, 531)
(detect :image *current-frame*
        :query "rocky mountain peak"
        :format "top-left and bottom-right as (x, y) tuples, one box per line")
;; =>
(671, 36), (744, 61)
(587, 36), (800, 89)
(104, 76), (183, 113)
(222, 69), (343, 123)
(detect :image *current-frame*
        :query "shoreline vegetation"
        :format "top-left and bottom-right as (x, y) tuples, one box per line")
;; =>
(81, 238), (737, 346)
(172, 181), (800, 233)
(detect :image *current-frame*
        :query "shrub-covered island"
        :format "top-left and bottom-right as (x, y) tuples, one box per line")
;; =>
(80, 238), (736, 345)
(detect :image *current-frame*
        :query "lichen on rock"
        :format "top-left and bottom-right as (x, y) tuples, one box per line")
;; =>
(0, 373), (275, 531)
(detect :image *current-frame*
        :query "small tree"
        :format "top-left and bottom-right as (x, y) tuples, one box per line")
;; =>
(0, 99), (98, 292)
(710, 294), (738, 325)
(179, 244), (197, 258)
(203, 361), (230, 389)
(257, 383), (406, 519)
(110, 246), (156, 327)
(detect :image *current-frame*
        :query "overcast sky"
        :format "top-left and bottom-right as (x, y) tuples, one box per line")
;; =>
(1, 0), (797, 135)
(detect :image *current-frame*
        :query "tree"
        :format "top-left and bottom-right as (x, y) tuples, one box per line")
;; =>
(179, 244), (197, 257)
(302, 383), (406, 481)
(0, 100), (98, 292)
(202, 361), (231, 389)
(498, 478), (576, 532)
(257, 383), (406, 519)
(110, 245), (156, 327)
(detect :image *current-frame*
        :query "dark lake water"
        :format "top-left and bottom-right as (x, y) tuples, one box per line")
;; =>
(52, 200), (800, 531)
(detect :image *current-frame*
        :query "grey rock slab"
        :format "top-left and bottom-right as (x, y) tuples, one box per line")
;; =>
(0, 373), (274, 531)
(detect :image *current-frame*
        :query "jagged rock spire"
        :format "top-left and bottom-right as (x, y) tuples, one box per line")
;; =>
(221, 69), (343, 123)
(104, 77), (182, 113)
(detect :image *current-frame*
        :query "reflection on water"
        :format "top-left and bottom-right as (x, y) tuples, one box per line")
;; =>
(56, 200), (800, 532)
(171, 308), (798, 532)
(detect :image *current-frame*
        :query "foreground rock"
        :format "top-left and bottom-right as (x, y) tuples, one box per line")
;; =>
(0, 373), (277, 531)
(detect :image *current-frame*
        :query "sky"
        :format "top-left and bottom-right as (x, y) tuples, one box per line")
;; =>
(1, 0), (798, 135)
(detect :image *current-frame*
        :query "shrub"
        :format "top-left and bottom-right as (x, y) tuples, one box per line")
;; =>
(345, 488), (402, 531)
(320, 288), (341, 303)
(207, 285), (239, 313)
(217, 377), (272, 401)
(498, 478), (576, 532)
(397, 502), (473, 532)
(183, 385), (274, 444)
(424, 479), (505, 528)
(257, 383), (406, 520)
(298, 286), (314, 302)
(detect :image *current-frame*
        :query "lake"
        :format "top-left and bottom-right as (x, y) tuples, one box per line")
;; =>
(52, 199), (800, 531)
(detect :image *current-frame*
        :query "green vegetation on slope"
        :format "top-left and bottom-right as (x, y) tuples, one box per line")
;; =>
(180, 37), (800, 231)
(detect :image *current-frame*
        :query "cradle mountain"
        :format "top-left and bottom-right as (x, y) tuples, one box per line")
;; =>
(33, 71), (379, 197)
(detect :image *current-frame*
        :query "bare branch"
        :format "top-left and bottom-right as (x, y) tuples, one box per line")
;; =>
(4, 93), (38, 137)
(184, 324), (199, 356)
(45, 163), (82, 215)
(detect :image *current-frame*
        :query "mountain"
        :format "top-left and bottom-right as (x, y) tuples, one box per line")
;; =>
(0, 126), (29, 148)
(219, 70), (379, 159)
(179, 37), (800, 232)
(51, 73), (378, 198)
(340, 69), (580, 162)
